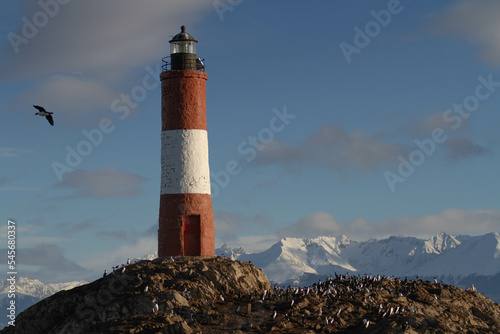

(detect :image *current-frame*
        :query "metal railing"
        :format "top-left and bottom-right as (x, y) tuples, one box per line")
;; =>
(162, 56), (206, 72)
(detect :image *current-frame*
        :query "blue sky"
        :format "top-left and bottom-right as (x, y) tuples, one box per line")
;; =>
(1, 0), (499, 283)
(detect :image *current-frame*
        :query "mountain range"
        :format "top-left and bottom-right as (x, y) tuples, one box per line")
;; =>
(218, 232), (500, 302)
(1, 232), (498, 329)
(0, 277), (87, 329)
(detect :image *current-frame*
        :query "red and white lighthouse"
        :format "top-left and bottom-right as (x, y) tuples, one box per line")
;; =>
(158, 26), (214, 257)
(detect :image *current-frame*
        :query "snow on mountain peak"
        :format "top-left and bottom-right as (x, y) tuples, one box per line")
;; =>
(0, 277), (87, 300)
(494, 232), (500, 259)
(423, 232), (461, 254)
(228, 232), (500, 284)
(216, 244), (245, 260)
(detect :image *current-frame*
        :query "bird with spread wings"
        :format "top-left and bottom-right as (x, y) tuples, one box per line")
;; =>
(33, 105), (54, 126)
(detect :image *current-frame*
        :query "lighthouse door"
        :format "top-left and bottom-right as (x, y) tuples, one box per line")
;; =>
(182, 215), (200, 255)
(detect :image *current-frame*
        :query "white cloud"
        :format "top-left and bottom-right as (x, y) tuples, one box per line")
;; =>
(428, 0), (500, 66)
(79, 236), (156, 273)
(53, 167), (148, 198)
(409, 110), (490, 160)
(442, 135), (489, 159)
(255, 111), (490, 176)
(1, 1), (213, 81)
(20, 74), (119, 125)
(216, 235), (279, 254)
(277, 211), (342, 239)
(6, 243), (89, 283)
(214, 210), (273, 243)
(254, 123), (404, 173)
(411, 110), (462, 135)
(0, 147), (26, 158)
(55, 217), (100, 235)
(280, 208), (500, 241)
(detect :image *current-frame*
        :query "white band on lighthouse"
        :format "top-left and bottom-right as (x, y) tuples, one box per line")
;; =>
(161, 129), (211, 195)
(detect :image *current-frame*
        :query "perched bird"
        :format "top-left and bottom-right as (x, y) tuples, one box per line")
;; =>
(262, 289), (268, 300)
(127, 258), (131, 265)
(196, 57), (205, 70)
(152, 303), (159, 313)
(33, 105), (54, 126)
(143, 285), (149, 292)
(103, 270), (107, 277)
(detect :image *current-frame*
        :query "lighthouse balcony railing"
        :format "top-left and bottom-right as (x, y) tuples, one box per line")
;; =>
(162, 56), (206, 72)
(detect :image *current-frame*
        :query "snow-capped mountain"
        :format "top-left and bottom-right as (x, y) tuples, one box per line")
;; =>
(218, 232), (500, 302)
(217, 243), (246, 260)
(0, 277), (87, 300)
(0, 277), (87, 329)
(3, 232), (497, 330)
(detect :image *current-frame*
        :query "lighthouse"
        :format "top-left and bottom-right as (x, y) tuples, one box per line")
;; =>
(158, 26), (214, 257)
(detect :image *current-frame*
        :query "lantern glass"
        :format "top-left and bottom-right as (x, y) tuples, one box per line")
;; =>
(170, 41), (196, 54)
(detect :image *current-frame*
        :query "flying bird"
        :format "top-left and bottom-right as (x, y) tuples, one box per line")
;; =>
(33, 105), (54, 126)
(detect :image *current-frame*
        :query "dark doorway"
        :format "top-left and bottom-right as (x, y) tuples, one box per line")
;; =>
(182, 215), (200, 255)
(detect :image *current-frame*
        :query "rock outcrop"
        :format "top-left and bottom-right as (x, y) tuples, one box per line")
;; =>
(1, 257), (499, 333)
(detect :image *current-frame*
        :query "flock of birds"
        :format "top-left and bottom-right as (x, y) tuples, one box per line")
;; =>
(95, 256), (487, 331)
(107, 256), (431, 330)
(218, 273), (424, 328)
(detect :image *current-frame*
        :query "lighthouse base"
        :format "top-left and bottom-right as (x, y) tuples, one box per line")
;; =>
(158, 193), (214, 257)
